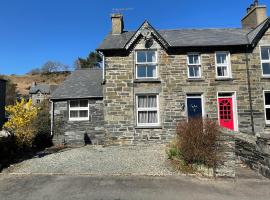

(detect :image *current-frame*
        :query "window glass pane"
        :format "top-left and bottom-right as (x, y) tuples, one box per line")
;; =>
(148, 96), (157, 108)
(138, 111), (148, 123)
(138, 96), (147, 108)
(137, 52), (146, 63)
(265, 93), (270, 105)
(147, 51), (156, 62)
(262, 63), (270, 75)
(148, 111), (158, 123)
(70, 110), (78, 118)
(70, 101), (79, 107)
(137, 65), (147, 78)
(79, 110), (88, 118)
(80, 100), (88, 107)
(266, 108), (270, 120)
(189, 66), (200, 77)
(216, 53), (227, 64)
(261, 47), (270, 60)
(147, 65), (156, 77)
(188, 55), (199, 64)
(217, 66), (228, 77)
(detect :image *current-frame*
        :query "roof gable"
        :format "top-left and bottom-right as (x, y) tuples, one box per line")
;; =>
(124, 21), (170, 50)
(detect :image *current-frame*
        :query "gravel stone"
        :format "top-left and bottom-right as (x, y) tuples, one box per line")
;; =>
(5, 145), (176, 175)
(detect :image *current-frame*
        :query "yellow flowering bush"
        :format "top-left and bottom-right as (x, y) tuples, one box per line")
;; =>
(3, 98), (38, 148)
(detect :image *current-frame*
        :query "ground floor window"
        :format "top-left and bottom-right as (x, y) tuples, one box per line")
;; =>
(69, 99), (89, 121)
(136, 94), (159, 126)
(264, 91), (270, 124)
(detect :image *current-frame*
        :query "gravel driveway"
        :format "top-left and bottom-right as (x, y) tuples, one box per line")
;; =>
(4, 145), (175, 175)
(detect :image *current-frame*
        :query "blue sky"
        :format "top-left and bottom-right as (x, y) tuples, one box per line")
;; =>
(0, 0), (269, 75)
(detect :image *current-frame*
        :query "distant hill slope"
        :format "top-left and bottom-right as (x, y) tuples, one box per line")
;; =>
(2, 72), (71, 97)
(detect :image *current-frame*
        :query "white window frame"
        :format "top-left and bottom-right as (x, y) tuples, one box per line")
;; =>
(187, 53), (201, 79)
(260, 46), (270, 77)
(136, 94), (160, 127)
(135, 50), (158, 79)
(215, 51), (232, 78)
(263, 90), (270, 124)
(69, 99), (89, 121)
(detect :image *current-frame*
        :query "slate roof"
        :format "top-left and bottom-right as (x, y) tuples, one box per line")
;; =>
(97, 18), (270, 50)
(29, 84), (51, 94)
(51, 69), (103, 100)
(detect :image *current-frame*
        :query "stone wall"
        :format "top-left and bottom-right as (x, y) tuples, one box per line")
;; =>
(215, 129), (236, 178)
(236, 133), (270, 178)
(104, 35), (253, 144)
(248, 28), (270, 134)
(31, 92), (49, 105)
(52, 99), (105, 146)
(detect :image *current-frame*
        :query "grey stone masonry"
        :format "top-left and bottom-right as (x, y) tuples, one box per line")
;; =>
(103, 32), (254, 144)
(52, 99), (105, 146)
(236, 133), (270, 178)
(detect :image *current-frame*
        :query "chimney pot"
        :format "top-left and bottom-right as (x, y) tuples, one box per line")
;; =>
(111, 13), (124, 35)
(254, 0), (259, 6)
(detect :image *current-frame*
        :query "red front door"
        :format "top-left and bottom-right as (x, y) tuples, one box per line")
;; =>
(218, 97), (234, 130)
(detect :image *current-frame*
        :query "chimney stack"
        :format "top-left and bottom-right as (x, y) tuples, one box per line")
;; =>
(111, 14), (124, 35)
(242, 0), (267, 29)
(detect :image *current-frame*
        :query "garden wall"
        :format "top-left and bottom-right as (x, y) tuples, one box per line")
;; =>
(236, 133), (270, 178)
(215, 129), (236, 178)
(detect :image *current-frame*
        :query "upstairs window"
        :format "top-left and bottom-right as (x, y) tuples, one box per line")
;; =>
(187, 54), (201, 78)
(69, 100), (89, 121)
(215, 52), (231, 78)
(261, 46), (270, 76)
(136, 51), (157, 79)
(136, 95), (159, 126)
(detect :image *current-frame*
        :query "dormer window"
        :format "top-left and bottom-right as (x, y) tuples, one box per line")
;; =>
(260, 46), (270, 76)
(136, 51), (157, 79)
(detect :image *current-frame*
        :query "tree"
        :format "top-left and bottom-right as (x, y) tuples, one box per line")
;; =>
(3, 98), (38, 149)
(76, 52), (102, 69)
(41, 61), (70, 74)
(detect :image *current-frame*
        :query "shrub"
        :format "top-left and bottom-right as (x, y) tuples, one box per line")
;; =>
(3, 98), (38, 149)
(32, 101), (52, 149)
(176, 118), (221, 168)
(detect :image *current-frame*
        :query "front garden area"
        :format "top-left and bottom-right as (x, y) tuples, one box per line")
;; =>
(0, 99), (57, 171)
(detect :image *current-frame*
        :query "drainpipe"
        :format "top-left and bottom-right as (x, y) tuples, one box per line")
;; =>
(49, 100), (54, 136)
(245, 48), (255, 135)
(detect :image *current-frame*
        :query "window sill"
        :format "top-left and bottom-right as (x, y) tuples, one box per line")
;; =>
(261, 76), (270, 80)
(135, 126), (163, 129)
(215, 78), (234, 81)
(134, 79), (161, 83)
(187, 78), (204, 82)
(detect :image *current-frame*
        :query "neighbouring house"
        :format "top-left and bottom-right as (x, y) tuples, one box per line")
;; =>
(0, 79), (6, 130)
(52, 1), (270, 145)
(50, 69), (104, 145)
(29, 82), (57, 105)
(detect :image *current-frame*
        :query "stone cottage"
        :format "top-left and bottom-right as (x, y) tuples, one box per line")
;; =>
(51, 69), (104, 145)
(29, 82), (57, 105)
(0, 79), (6, 130)
(52, 1), (270, 145)
(97, 1), (270, 142)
